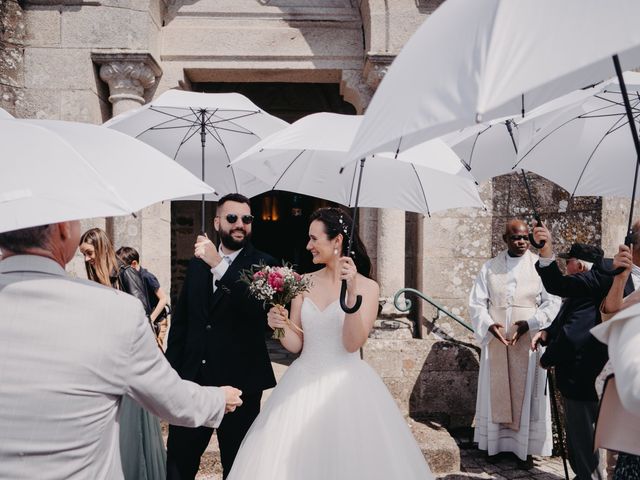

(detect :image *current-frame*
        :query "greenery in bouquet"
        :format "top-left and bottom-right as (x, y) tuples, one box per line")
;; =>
(240, 263), (311, 338)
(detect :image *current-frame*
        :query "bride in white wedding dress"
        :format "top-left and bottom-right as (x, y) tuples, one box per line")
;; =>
(227, 207), (433, 480)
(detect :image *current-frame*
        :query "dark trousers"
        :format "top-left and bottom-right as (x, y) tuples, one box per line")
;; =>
(563, 397), (602, 480)
(166, 392), (262, 480)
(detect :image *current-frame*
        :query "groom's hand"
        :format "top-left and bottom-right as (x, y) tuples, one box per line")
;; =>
(194, 234), (222, 268)
(221, 386), (243, 413)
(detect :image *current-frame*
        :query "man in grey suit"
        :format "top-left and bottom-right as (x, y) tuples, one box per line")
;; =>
(0, 220), (243, 480)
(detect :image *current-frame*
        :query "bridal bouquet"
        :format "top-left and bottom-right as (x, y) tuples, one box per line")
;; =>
(240, 263), (311, 339)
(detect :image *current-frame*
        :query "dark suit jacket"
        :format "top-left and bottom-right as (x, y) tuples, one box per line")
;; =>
(166, 243), (277, 394)
(535, 259), (635, 401)
(541, 296), (607, 400)
(535, 259), (635, 322)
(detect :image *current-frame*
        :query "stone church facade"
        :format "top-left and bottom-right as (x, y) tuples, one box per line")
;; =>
(1, 1), (634, 465)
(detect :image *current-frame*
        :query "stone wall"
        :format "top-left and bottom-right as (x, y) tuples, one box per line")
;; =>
(491, 172), (602, 258)
(363, 333), (479, 429)
(0, 0), (25, 115)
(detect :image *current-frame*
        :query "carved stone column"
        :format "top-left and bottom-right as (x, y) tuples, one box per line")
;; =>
(93, 51), (161, 117)
(92, 52), (169, 292)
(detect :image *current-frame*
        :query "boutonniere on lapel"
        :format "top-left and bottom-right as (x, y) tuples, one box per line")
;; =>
(239, 262), (311, 339)
(215, 280), (232, 295)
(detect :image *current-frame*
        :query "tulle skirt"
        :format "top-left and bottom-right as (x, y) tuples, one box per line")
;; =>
(227, 358), (433, 479)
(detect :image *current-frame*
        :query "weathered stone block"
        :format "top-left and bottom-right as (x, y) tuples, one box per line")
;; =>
(0, 0), (26, 45)
(61, 7), (152, 50)
(60, 89), (105, 123)
(0, 42), (24, 87)
(161, 20), (362, 63)
(15, 87), (60, 119)
(424, 215), (492, 259)
(410, 418), (460, 473)
(25, 8), (60, 46)
(24, 48), (94, 89)
(423, 256), (486, 300)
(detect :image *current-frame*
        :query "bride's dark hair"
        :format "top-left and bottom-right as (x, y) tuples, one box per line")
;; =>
(309, 207), (372, 278)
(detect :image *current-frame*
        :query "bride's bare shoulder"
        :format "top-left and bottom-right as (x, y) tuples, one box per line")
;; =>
(358, 275), (380, 295)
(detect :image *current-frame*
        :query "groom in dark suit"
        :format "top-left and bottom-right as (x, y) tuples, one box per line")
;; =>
(166, 193), (277, 480)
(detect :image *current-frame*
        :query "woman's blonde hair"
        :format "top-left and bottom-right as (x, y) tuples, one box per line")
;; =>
(79, 228), (118, 287)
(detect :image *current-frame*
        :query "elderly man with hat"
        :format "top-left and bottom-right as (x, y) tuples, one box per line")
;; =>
(531, 243), (607, 480)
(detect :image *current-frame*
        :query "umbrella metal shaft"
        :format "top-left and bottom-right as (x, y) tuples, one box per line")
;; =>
(612, 54), (640, 242)
(200, 109), (207, 233)
(339, 158), (365, 314)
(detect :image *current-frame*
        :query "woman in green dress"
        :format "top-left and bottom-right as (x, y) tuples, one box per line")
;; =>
(79, 227), (167, 479)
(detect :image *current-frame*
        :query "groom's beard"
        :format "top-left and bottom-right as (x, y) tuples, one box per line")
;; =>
(219, 227), (251, 251)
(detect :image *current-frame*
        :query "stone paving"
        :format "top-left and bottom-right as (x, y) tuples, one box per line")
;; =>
(195, 450), (570, 480)
(439, 448), (570, 480)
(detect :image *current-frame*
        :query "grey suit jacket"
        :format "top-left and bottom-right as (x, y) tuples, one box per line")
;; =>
(0, 255), (226, 479)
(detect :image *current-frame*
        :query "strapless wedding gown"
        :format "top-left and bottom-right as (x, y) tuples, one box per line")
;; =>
(227, 297), (433, 480)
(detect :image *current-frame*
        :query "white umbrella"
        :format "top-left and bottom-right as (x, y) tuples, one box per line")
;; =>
(513, 72), (640, 274)
(0, 108), (14, 119)
(232, 112), (485, 313)
(104, 89), (288, 231)
(0, 118), (214, 233)
(232, 112), (484, 216)
(349, 0), (640, 162)
(516, 73), (640, 198)
(444, 86), (603, 182)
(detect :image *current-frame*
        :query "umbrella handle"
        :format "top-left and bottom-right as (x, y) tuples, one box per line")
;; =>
(594, 234), (632, 276)
(340, 280), (362, 314)
(529, 214), (546, 249)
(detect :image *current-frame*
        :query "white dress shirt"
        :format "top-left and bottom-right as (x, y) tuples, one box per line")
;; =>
(211, 247), (242, 294)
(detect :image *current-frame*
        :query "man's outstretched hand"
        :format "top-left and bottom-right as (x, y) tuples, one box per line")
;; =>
(220, 386), (243, 413)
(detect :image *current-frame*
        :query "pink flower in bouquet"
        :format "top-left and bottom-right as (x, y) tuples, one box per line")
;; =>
(240, 262), (311, 339)
(268, 270), (285, 292)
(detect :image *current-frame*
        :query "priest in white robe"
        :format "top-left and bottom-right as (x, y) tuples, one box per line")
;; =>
(469, 219), (561, 467)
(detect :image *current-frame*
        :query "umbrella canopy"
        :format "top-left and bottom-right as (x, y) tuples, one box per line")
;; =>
(0, 118), (214, 233)
(104, 89), (288, 200)
(444, 87), (603, 182)
(349, 0), (640, 162)
(515, 72), (640, 198)
(0, 108), (14, 119)
(232, 112), (485, 216)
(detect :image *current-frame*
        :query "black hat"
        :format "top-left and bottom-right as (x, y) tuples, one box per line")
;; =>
(557, 243), (604, 263)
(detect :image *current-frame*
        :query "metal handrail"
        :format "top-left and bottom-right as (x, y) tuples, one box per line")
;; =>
(393, 287), (474, 334)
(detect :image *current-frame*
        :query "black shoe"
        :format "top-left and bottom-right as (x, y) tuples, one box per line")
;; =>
(486, 453), (501, 464)
(516, 455), (534, 470)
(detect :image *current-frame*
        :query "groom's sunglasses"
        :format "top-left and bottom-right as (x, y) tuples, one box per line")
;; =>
(219, 213), (254, 225)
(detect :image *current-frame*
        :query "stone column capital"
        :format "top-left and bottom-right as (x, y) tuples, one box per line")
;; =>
(340, 70), (373, 114)
(363, 53), (394, 90)
(92, 51), (162, 107)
